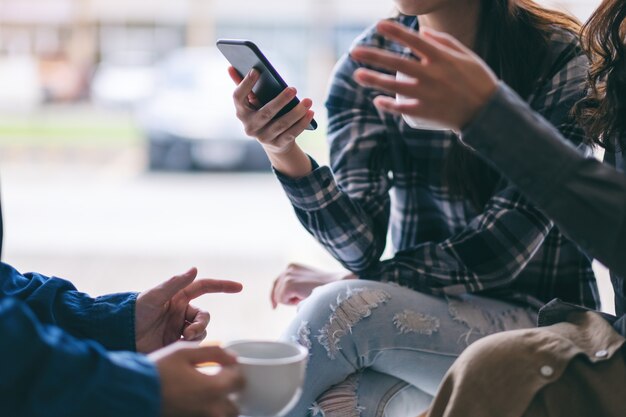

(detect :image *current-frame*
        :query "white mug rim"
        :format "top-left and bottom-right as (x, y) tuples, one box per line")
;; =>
(224, 340), (308, 366)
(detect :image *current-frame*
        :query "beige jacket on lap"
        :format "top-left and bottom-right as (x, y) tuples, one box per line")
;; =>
(425, 311), (625, 417)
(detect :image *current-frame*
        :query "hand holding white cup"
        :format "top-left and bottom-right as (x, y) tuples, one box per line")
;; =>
(200, 340), (308, 417)
(395, 71), (449, 131)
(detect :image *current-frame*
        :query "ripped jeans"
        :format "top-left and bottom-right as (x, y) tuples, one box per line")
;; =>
(281, 280), (537, 417)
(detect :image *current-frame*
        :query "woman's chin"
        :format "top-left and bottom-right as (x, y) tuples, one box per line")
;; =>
(394, 0), (456, 16)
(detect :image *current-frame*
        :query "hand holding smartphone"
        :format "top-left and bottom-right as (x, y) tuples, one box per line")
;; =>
(216, 39), (317, 131)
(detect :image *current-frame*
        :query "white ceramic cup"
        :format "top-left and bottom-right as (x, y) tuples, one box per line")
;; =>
(224, 340), (308, 417)
(395, 71), (449, 131)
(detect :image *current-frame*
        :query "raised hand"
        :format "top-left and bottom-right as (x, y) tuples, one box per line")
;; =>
(351, 20), (499, 131)
(270, 263), (354, 309)
(135, 268), (243, 353)
(227, 66), (315, 178)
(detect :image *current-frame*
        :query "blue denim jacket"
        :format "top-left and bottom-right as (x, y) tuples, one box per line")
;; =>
(0, 262), (160, 416)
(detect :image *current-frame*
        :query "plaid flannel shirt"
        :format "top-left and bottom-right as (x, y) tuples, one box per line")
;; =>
(276, 15), (599, 310)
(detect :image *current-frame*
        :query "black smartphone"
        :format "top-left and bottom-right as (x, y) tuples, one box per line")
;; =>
(216, 39), (317, 130)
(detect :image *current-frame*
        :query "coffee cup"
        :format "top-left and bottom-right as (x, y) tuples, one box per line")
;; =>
(395, 71), (449, 131)
(223, 340), (308, 417)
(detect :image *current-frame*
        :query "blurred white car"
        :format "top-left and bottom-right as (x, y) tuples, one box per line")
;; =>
(0, 56), (43, 111)
(137, 47), (270, 171)
(90, 52), (157, 108)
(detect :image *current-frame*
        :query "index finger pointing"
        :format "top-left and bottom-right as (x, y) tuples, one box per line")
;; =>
(183, 279), (244, 300)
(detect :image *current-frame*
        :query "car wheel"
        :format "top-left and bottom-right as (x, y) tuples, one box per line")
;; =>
(148, 136), (194, 171)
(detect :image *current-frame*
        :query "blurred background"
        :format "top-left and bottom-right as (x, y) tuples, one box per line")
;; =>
(0, 0), (609, 343)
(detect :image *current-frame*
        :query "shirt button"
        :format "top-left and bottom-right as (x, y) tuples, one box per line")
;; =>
(595, 350), (609, 358)
(540, 365), (554, 377)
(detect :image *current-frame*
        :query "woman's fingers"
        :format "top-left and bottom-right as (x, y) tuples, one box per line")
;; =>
(232, 69), (260, 105)
(272, 264), (303, 309)
(276, 109), (315, 142)
(350, 20), (498, 130)
(351, 47), (432, 81)
(270, 277), (280, 309)
(228, 66), (262, 109)
(227, 64), (315, 156)
(375, 20), (446, 63)
(354, 68), (421, 97)
(250, 87), (298, 130)
(241, 88), (301, 139)
(276, 280), (303, 306)
(247, 93), (261, 109)
(227, 66), (243, 84)
(257, 99), (313, 141)
(373, 95), (428, 118)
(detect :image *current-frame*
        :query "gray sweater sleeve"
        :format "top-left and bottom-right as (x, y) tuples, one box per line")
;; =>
(461, 83), (626, 277)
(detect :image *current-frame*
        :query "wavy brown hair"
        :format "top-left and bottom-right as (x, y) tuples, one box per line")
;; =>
(444, 0), (580, 210)
(575, 0), (626, 151)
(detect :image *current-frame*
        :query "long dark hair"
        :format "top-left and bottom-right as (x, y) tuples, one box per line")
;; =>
(444, 0), (580, 210)
(575, 0), (626, 151)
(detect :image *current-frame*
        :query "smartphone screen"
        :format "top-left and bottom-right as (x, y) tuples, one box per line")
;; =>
(216, 39), (317, 130)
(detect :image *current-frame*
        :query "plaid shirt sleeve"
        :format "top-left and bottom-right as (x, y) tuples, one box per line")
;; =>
(276, 51), (393, 271)
(277, 32), (589, 295)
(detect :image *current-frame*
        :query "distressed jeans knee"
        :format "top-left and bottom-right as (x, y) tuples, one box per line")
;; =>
(312, 371), (432, 417)
(288, 282), (392, 357)
(317, 287), (392, 359)
(311, 374), (364, 417)
(280, 281), (538, 417)
(447, 298), (537, 344)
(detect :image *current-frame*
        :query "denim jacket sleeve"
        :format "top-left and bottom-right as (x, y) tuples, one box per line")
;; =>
(0, 297), (160, 417)
(0, 262), (137, 351)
